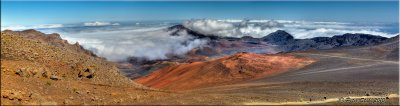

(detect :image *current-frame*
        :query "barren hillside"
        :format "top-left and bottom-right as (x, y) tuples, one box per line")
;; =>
(136, 52), (315, 91)
(0, 30), (163, 105)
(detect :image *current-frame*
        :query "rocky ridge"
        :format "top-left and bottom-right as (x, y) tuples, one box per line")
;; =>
(1, 30), (157, 105)
(2, 29), (97, 57)
(167, 25), (390, 53)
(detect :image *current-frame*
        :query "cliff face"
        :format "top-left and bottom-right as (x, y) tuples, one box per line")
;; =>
(135, 52), (315, 91)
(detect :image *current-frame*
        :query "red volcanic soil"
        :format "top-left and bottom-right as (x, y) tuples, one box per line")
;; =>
(135, 52), (315, 91)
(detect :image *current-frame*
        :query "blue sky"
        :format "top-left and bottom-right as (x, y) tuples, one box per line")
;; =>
(1, 1), (399, 26)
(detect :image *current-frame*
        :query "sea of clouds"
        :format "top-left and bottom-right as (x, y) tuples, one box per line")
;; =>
(59, 26), (208, 61)
(1, 20), (398, 61)
(183, 19), (398, 38)
(1, 24), (64, 31)
(83, 21), (120, 26)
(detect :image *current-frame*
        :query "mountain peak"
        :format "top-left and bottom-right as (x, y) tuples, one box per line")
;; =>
(262, 30), (294, 45)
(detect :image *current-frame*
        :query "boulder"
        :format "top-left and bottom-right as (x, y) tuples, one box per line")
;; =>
(78, 68), (95, 79)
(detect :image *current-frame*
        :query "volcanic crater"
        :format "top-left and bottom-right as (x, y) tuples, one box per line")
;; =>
(135, 52), (315, 91)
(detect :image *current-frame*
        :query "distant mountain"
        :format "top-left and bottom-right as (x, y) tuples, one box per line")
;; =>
(306, 35), (399, 61)
(262, 30), (294, 45)
(168, 24), (390, 53)
(272, 32), (388, 52)
(167, 24), (220, 40)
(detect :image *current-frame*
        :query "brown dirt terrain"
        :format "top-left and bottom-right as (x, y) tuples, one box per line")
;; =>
(131, 37), (399, 105)
(1, 30), (398, 105)
(130, 51), (398, 105)
(0, 30), (168, 105)
(135, 52), (315, 91)
(2, 29), (97, 57)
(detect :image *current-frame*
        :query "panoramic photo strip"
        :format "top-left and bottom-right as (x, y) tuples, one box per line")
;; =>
(1, 0), (399, 105)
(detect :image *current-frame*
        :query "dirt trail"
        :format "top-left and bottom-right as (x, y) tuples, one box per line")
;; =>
(290, 63), (386, 76)
(286, 53), (399, 76)
(242, 94), (399, 105)
(296, 53), (399, 64)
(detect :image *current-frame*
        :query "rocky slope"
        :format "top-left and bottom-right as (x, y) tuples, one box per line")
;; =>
(0, 30), (161, 105)
(2, 29), (97, 57)
(300, 35), (399, 61)
(168, 25), (389, 54)
(135, 52), (315, 91)
(264, 30), (389, 52)
(1, 30), (131, 84)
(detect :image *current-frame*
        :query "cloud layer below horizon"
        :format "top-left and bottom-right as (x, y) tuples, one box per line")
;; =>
(59, 27), (208, 61)
(83, 21), (120, 27)
(1, 19), (398, 61)
(183, 19), (398, 39)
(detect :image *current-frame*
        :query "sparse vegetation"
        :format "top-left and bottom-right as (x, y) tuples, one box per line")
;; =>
(46, 81), (52, 86)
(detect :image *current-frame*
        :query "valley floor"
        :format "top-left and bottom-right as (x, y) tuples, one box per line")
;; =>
(130, 52), (399, 105)
(2, 50), (398, 105)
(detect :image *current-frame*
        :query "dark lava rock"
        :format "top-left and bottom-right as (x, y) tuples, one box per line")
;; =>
(313, 33), (388, 47)
(167, 24), (220, 40)
(262, 30), (295, 45)
(167, 24), (389, 53)
(260, 30), (388, 52)
(241, 36), (261, 44)
(78, 68), (95, 79)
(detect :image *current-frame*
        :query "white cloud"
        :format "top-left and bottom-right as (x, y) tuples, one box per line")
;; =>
(1, 24), (64, 31)
(182, 19), (284, 38)
(183, 19), (236, 36)
(59, 27), (208, 61)
(83, 21), (120, 27)
(181, 19), (398, 39)
(7, 19), (396, 61)
(286, 28), (397, 38)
